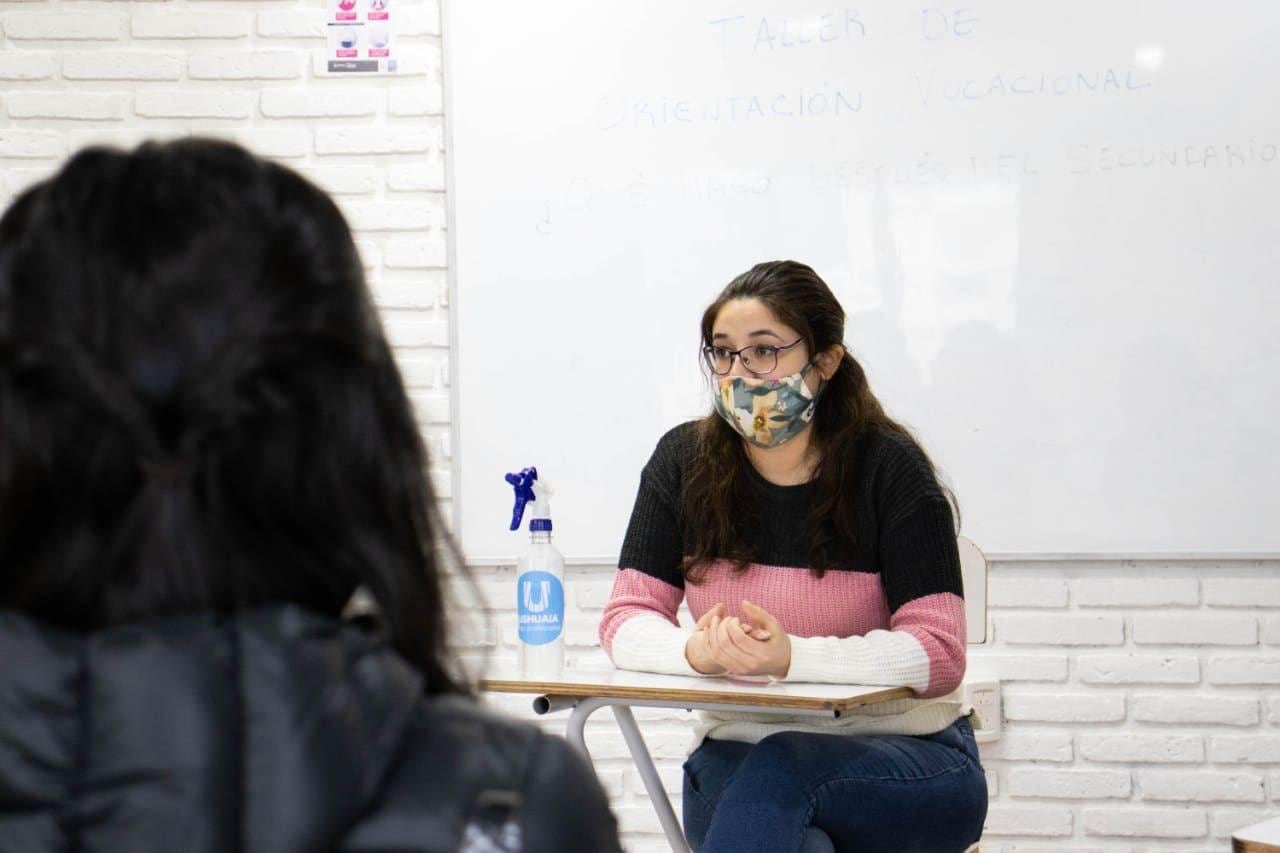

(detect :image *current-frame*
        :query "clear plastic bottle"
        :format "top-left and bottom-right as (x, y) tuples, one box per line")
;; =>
(506, 468), (565, 679)
(516, 518), (565, 678)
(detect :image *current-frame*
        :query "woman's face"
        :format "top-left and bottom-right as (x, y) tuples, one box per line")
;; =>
(710, 297), (842, 397)
(710, 297), (813, 383)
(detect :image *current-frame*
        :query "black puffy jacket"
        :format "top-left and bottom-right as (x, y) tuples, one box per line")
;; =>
(0, 605), (620, 852)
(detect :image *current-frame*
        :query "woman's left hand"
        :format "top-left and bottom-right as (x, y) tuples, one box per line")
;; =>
(706, 600), (791, 679)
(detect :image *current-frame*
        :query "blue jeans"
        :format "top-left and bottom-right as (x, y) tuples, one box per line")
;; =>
(681, 716), (987, 853)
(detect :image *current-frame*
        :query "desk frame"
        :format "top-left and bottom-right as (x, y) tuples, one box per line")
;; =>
(482, 678), (909, 853)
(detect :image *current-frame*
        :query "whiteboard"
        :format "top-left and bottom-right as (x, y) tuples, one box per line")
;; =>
(444, 0), (1280, 562)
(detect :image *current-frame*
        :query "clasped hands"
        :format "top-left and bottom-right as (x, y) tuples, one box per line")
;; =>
(684, 600), (791, 679)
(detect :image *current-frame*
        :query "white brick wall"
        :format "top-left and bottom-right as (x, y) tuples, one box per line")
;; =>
(3, 5), (1279, 851)
(1081, 806), (1207, 839)
(1131, 693), (1260, 726)
(1003, 692), (1126, 723)
(965, 564), (1280, 851)
(1007, 768), (1131, 799)
(0, 0), (451, 475)
(1205, 579), (1280, 607)
(1138, 770), (1266, 803)
(63, 52), (184, 80)
(998, 614), (1125, 646)
(1133, 615), (1259, 646)
(1077, 653), (1201, 684)
(3, 11), (125, 40)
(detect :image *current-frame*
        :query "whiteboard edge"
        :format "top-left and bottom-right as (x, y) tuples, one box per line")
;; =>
(440, 0), (465, 547)
(459, 552), (1280, 567)
(981, 551), (1280, 563)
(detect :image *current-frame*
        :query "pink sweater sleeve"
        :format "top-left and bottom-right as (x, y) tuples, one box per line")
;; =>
(598, 569), (700, 676)
(888, 592), (967, 697)
(598, 568), (682, 654)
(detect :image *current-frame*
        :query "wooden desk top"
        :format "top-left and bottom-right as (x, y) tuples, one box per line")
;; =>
(1234, 816), (1280, 853)
(478, 661), (911, 713)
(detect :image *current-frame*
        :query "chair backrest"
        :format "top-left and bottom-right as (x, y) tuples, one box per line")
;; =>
(958, 537), (988, 645)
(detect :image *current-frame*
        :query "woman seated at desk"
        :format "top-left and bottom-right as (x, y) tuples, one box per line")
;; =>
(599, 260), (987, 853)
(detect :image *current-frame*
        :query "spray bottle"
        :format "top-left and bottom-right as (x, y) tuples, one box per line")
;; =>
(505, 467), (565, 678)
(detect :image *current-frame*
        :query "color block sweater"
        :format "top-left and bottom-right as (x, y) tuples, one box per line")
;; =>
(598, 421), (969, 747)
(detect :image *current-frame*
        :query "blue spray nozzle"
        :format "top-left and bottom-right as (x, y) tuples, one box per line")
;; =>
(505, 466), (539, 531)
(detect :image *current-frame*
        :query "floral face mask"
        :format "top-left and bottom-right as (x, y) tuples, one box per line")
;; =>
(711, 363), (823, 448)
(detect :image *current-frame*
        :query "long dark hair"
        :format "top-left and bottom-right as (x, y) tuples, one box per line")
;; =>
(0, 138), (466, 695)
(680, 260), (955, 581)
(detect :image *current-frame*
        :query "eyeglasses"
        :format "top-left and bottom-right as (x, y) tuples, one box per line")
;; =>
(702, 339), (804, 376)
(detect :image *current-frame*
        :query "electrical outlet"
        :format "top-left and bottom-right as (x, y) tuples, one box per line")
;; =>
(963, 679), (1001, 743)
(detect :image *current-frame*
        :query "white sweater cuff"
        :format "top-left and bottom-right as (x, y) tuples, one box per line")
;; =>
(782, 629), (930, 691)
(608, 613), (705, 677)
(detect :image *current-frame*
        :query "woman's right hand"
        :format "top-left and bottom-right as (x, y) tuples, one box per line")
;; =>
(685, 603), (729, 674)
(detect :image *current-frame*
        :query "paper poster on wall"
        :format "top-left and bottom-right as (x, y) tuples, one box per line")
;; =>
(327, 0), (395, 74)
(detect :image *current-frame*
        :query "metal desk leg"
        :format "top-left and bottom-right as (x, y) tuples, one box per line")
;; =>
(612, 705), (690, 853)
(563, 696), (612, 759)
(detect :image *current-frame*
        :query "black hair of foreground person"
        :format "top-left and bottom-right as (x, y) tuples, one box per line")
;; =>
(0, 137), (455, 686)
(0, 138), (620, 852)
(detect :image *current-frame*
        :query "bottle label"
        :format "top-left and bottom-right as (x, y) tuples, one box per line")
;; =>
(517, 571), (564, 646)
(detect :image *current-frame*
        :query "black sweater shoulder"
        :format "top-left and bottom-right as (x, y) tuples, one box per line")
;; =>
(620, 420), (961, 609)
(641, 420), (700, 496)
